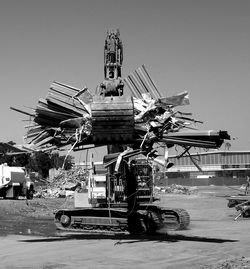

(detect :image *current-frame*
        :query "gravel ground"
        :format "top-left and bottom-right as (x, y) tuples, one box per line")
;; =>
(0, 186), (250, 268)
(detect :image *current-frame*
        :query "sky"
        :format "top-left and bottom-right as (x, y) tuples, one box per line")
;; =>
(0, 0), (249, 161)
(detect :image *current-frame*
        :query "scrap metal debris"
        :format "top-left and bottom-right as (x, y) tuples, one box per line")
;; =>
(10, 65), (230, 160)
(226, 177), (250, 220)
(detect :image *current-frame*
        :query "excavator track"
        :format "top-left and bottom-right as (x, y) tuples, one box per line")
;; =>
(54, 206), (190, 235)
(159, 207), (190, 231)
(54, 208), (129, 235)
(137, 204), (190, 231)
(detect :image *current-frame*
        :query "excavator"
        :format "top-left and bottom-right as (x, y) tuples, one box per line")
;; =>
(54, 30), (197, 234)
(11, 29), (229, 234)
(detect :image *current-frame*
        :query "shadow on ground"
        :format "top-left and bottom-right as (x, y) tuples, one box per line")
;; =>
(19, 232), (237, 245)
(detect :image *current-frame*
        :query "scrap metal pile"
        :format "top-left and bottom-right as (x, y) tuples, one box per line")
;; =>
(11, 64), (230, 158)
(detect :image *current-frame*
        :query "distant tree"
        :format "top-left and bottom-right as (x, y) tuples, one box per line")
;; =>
(11, 154), (29, 167)
(0, 141), (29, 167)
(50, 151), (74, 170)
(1, 145), (74, 178)
(27, 152), (51, 178)
(50, 151), (60, 169)
(0, 153), (12, 165)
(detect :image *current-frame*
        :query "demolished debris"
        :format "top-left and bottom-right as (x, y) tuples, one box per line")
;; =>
(34, 167), (87, 198)
(154, 184), (198, 195)
(10, 66), (229, 158)
(227, 177), (250, 220)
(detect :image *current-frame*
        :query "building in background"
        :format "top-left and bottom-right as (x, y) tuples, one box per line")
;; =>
(161, 150), (250, 186)
(75, 151), (250, 186)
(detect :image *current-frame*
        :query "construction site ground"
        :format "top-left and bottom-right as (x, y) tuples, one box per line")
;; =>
(0, 186), (250, 269)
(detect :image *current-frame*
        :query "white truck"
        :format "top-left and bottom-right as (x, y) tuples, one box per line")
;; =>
(0, 163), (34, 199)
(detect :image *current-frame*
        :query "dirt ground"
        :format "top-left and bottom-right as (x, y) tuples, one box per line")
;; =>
(0, 186), (250, 269)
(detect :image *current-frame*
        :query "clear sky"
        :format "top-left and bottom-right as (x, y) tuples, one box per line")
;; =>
(1, 0), (250, 161)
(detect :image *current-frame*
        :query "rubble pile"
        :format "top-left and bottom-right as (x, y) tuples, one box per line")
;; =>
(155, 184), (198, 195)
(34, 167), (88, 198)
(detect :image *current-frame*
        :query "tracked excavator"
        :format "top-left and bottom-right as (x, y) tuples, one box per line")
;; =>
(54, 29), (190, 234)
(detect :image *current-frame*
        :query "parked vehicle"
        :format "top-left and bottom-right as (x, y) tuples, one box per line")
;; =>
(0, 163), (34, 199)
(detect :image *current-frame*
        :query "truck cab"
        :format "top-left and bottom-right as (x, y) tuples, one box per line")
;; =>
(0, 163), (34, 199)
